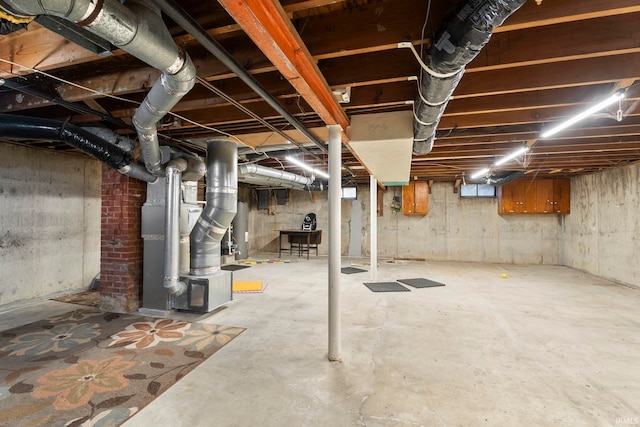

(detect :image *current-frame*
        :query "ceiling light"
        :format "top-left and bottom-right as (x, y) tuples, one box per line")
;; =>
(540, 91), (625, 138)
(286, 156), (330, 179)
(470, 168), (490, 180)
(494, 146), (529, 167)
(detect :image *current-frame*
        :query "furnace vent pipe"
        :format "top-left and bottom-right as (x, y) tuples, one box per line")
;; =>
(4, 0), (197, 177)
(413, 0), (526, 155)
(190, 139), (238, 276)
(164, 159), (188, 295)
(0, 114), (156, 182)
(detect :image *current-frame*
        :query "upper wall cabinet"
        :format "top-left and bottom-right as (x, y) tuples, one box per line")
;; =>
(402, 181), (429, 215)
(498, 178), (570, 215)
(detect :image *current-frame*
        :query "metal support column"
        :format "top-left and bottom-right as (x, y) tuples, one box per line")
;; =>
(328, 124), (342, 361)
(370, 175), (378, 280)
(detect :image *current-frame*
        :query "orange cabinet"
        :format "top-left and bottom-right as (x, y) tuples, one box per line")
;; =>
(498, 178), (570, 215)
(402, 181), (429, 215)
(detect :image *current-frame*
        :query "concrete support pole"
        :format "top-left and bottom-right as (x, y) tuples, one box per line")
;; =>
(370, 175), (378, 280)
(327, 124), (342, 361)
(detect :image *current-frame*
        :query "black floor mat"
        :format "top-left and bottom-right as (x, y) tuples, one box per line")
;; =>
(398, 278), (445, 288)
(341, 267), (367, 274)
(363, 282), (410, 292)
(221, 264), (251, 271)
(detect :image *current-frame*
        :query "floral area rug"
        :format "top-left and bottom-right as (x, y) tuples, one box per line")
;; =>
(0, 309), (245, 426)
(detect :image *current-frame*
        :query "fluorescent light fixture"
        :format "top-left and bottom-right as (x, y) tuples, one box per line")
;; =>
(470, 167), (490, 180)
(286, 156), (330, 179)
(541, 91), (625, 138)
(494, 146), (529, 167)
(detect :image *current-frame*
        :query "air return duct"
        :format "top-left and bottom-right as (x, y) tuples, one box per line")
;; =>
(413, 0), (526, 155)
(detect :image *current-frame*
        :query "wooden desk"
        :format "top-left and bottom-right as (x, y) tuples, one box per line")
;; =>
(278, 229), (322, 259)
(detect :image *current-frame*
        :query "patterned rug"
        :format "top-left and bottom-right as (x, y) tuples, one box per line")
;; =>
(51, 291), (100, 308)
(0, 309), (244, 426)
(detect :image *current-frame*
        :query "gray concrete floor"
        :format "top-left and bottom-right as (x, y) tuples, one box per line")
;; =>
(2, 255), (639, 426)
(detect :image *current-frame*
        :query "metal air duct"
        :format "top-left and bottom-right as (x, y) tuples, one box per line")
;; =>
(163, 159), (188, 295)
(238, 163), (314, 190)
(413, 0), (526, 155)
(3, 0), (196, 176)
(190, 139), (238, 276)
(484, 170), (525, 186)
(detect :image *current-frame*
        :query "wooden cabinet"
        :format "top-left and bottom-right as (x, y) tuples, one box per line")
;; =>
(498, 178), (570, 215)
(402, 181), (429, 215)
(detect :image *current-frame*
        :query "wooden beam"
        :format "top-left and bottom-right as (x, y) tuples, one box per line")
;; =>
(217, 0), (349, 133)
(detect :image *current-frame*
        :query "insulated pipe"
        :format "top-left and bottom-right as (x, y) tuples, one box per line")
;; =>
(0, 114), (156, 182)
(190, 139), (238, 276)
(484, 170), (525, 186)
(327, 124), (342, 362)
(4, 0), (197, 177)
(238, 163), (314, 189)
(413, 0), (526, 155)
(164, 159), (188, 295)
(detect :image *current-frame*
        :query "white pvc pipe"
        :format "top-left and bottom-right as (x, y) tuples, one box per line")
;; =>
(327, 124), (342, 361)
(370, 175), (377, 280)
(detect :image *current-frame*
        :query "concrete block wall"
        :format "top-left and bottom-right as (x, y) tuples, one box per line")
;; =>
(565, 163), (640, 287)
(100, 165), (146, 313)
(245, 182), (562, 264)
(0, 144), (101, 308)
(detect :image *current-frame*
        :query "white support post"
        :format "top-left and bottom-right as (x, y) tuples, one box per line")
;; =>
(327, 124), (342, 361)
(370, 175), (377, 280)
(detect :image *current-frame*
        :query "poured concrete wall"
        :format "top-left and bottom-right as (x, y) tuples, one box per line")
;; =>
(246, 182), (562, 264)
(0, 144), (101, 307)
(565, 164), (640, 287)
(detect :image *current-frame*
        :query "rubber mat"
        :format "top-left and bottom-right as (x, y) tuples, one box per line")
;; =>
(221, 264), (251, 271)
(341, 267), (367, 274)
(398, 278), (445, 288)
(363, 282), (410, 292)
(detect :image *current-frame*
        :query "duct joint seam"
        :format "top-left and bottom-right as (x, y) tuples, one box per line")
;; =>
(77, 0), (104, 26)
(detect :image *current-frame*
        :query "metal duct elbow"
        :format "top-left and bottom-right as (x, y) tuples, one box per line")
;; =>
(190, 139), (238, 276)
(413, 0), (526, 155)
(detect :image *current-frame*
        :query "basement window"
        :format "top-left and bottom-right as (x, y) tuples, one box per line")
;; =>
(460, 184), (496, 198)
(341, 187), (357, 199)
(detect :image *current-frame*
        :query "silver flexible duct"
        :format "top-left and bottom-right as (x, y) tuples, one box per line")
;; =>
(238, 163), (313, 190)
(413, 0), (526, 155)
(190, 139), (238, 276)
(5, 0), (196, 176)
(164, 159), (188, 295)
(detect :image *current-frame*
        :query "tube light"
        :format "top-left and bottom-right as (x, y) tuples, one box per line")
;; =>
(494, 146), (529, 167)
(540, 91), (625, 138)
(470, 167), (490, 180)
(286, 156), (330, 179)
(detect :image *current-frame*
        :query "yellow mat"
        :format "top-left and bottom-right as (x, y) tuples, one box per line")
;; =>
(232, 281), (267, 293)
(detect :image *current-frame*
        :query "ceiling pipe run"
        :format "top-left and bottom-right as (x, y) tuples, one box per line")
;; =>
(3, 0), (196, 177)
(413, 0), (526, 155)
(0, 114), (156, 182)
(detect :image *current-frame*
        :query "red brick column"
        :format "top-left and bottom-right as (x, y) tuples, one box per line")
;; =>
(100, 165), (146, 313)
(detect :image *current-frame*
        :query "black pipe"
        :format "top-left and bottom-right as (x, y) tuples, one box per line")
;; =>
(0, 78), (134, 130)
(0, 113), (131, 170)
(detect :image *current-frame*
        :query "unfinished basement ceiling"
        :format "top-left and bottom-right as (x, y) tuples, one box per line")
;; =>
(0, 0), (639, 185)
